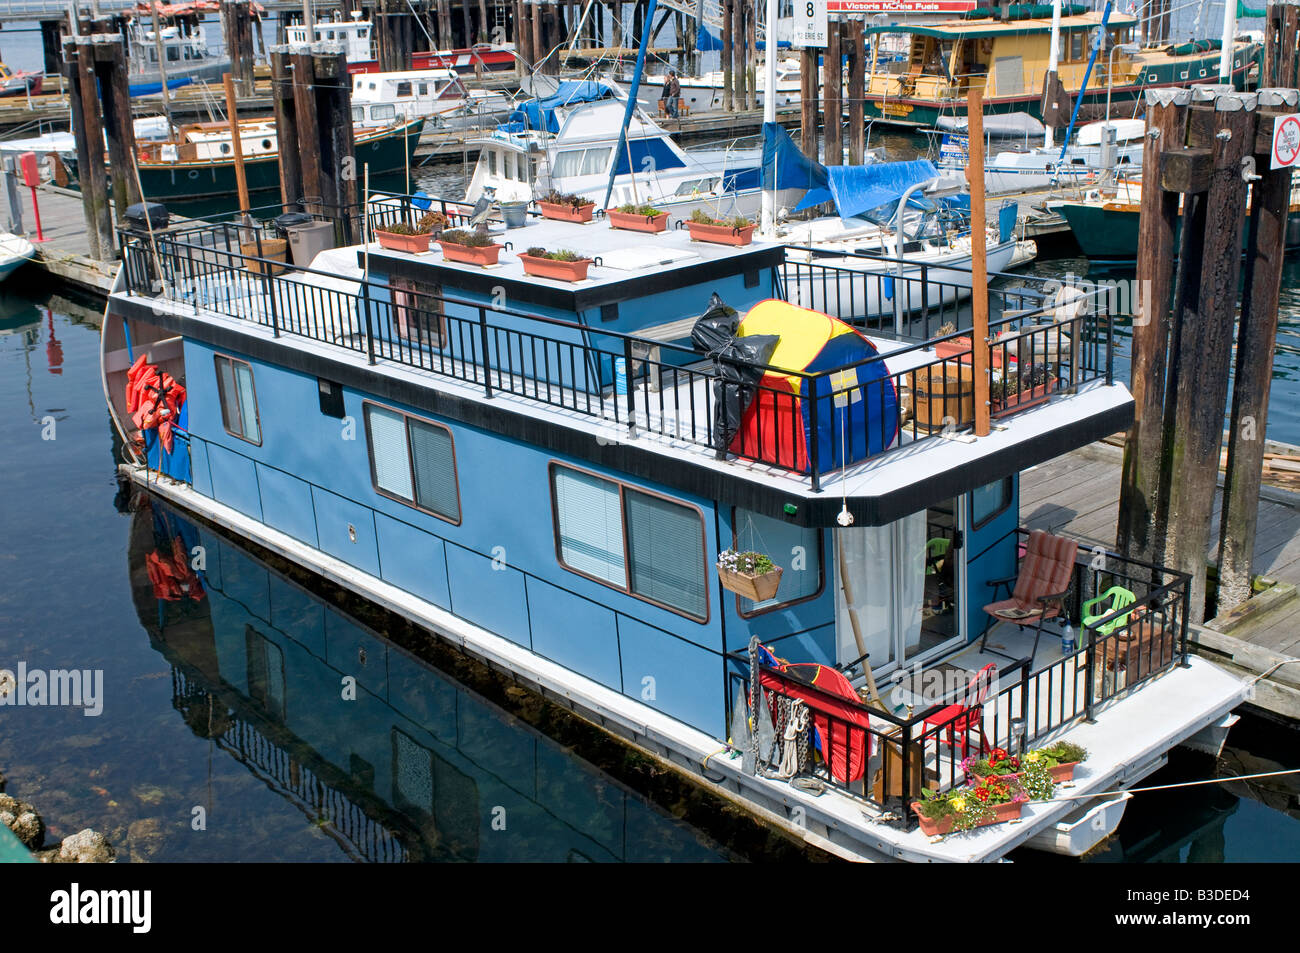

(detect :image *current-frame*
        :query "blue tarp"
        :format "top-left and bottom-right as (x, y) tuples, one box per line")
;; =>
(696, 27), (724, 51)
(502, 81), (613, 134)
(761, 121), (828, 194)
(793, 158), (939, 219)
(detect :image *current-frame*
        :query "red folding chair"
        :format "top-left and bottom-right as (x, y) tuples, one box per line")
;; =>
(922, 663), (996, 759)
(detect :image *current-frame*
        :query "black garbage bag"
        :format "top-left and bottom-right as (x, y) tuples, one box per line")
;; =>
(712, 332), (781, 453)
(690, 293), (740, 353)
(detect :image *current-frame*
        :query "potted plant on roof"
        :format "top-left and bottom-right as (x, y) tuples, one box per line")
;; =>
(717, 549), (783, 601)
(991, 363), (1058, 417)
(537, 190), (596, 224)
(607, 203), (669, 233)
(687, 209), (756, 247)
(518, 246), (593, 282)
(437, 228), (504, 266)
(374, 210), (447, 254)
(912, 775), (1028, 837)
(1026, 740), (1088, 783)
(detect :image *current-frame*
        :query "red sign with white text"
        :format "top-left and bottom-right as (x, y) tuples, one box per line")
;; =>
(827, 0), (977, 11)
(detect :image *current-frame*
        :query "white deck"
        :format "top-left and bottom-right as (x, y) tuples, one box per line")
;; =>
(123, 465), (1248, 863)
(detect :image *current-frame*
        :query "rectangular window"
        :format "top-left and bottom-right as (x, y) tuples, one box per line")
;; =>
(1069, 31), (1084, 61)
(365, 403), (461, 523)
(550, 464), (708, 620)
(487, 150), (498, 175)
(971, 477), (1013, 529)
(214, 354), (261, 444)
(418, 83), (428, 96)
(731, 508), (822, 616)
(396, 81), (412, 97)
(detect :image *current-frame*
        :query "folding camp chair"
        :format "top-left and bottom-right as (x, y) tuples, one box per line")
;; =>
(979, 529), (1079, 664)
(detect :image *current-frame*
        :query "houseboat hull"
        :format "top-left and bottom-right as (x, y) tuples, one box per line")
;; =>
(65, 120), (423, 203)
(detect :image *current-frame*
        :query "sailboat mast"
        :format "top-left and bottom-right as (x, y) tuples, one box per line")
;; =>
(761, 0), (777, 235)
(1218, 0), (1237, 82)
(1045, 0), (1062, 149)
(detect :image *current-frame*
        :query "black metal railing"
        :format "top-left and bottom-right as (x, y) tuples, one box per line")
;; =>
(118, 222), (1117, 488)
(726, 531), (1189, 829)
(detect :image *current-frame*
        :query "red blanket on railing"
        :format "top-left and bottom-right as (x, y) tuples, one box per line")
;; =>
(760, 662), (871, 784)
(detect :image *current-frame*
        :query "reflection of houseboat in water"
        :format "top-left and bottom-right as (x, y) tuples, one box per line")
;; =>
(125, 494), (732, 862)
(104, 187), (1247, 862)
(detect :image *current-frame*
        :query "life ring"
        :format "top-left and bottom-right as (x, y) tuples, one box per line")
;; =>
(188, 169), (199, 180)
(1085, 188), (1101, 202)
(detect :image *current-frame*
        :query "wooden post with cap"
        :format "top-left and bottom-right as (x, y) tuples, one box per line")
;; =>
(967, 86), (990, 438)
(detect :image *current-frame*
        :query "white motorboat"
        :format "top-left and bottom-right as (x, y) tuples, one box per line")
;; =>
(351, 69), (514, 133)
(0, 232), (35, 282)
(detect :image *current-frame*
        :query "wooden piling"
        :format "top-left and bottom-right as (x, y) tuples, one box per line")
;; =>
(272, 51), (303, 212)
(96, 35), (142, 222)
(734, 0), (748, 112)
(1163, 91), (1257, 622)
(800, 46), (819, 162)
(847, 20), (865, 165)
(1117, 88), (1190, 566)
(745, 0), (757, 112)
(1218, 87), (1300, 612)
(723, 0), (733, 112)
(823, 21), (842, 165)
(68, 35), (114, 260)
(221, 0), (256, 95)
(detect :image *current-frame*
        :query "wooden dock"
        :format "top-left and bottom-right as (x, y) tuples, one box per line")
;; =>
(16, 185), (123, 294)
(1023, 440), (1300, 720)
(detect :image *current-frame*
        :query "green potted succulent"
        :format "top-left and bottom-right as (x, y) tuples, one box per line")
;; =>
(716, 549), (782, 601)
(537, 190), (596, 224)
(518, 246), (593, 282)
(437, 228), (504, 266)
(374, 210), (448, 254)
(991, 363), (1058, 416)
(607, 203), (668, 233)
(686, 209), (756, 246)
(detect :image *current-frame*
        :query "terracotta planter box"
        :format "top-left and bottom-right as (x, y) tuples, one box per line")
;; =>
(687, 221), (755, 246)
(438, 240), (504, 267)
(934, 337), (973, 361)
(538, 201), (595, 224)
(607, 209), (668, 233)
(717, 564), (782, 602)
(518, 253), (593, 282)
(375, 230), (433, 254)
(973, 761), (1081, 786)
(912, 798), (1023, 836)
(992, 381), (1055, 417)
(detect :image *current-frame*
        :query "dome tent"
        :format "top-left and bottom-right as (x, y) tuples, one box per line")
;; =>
(729, 301), (899, 474)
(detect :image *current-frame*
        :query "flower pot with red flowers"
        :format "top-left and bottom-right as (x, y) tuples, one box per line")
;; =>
(519, 247), (593, 282)
(607, 204), (669, 233)
(716, 549), (783, 602)
(537, 190), (595, 224)
(437, 228), (504, 266)
(912, 775), (1028, 837)
(962, 740), (1088, 801)
(992, 364), (1058, 417)
(686, 209), (756, 246)
(374, 210), (447, 254)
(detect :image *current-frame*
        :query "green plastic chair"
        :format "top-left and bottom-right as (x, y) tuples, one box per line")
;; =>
(1082, 586), (1137, 636)
(925, 538), (951, 575)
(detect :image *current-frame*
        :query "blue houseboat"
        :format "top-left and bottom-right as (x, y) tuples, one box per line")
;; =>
(101, 195), (1246, 861)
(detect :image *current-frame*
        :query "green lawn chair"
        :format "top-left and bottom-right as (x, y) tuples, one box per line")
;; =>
(925, 537), (950, 575)
(1082, 586), (1137, 636)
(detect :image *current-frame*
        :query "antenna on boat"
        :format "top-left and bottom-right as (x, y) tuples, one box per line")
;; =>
(760, 0), (777, 237)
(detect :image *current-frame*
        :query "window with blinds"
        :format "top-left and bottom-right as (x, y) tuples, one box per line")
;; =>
(732, 508), (822, 616)
(365, 403), (461, 523)
(550, 464), (707, 620)
(214, 354), (261, 444)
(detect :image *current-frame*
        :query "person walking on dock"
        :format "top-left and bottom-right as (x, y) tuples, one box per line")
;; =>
(662, 69), (681, 118)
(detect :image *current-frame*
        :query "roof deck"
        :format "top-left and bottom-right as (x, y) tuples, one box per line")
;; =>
(114, 195), (1131, 524)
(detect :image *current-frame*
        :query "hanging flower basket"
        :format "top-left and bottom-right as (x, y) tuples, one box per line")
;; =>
(687, 220), (755, 247)
(438, 238), (504, 267)
(375, 229), (433, 254)
(518, 252), (593, 282)
(717, 549), (782, 601)
(607, 208), (669, 233)
(538, 200), (595, 223)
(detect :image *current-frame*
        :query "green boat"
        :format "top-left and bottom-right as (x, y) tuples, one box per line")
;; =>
(1055, 182), (1300, 261)
(64, 117), (424, 204)
(861, 10), (1258, 127)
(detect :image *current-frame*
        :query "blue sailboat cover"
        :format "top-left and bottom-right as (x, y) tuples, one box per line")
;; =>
(762, 123), (938, 220)
(501, 81), (614, 133)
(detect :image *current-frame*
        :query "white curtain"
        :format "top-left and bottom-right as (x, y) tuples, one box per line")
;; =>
(834, 513), (926, 672)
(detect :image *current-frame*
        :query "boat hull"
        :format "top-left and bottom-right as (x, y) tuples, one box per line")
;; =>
(1057, 200), (1300, 261)
(65, 121), (423, 203)
(862, 56), (1254, 127)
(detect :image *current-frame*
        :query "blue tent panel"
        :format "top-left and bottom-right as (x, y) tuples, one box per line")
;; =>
(762, 121), (828, 193)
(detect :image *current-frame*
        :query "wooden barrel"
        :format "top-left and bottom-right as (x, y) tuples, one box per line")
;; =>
(910, 365), (974, 433)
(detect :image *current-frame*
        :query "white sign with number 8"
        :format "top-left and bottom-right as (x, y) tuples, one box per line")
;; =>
(791, 0), (828, 48)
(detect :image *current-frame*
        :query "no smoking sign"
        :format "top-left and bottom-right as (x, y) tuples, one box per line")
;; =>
(1272, 114), (1300, 170)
